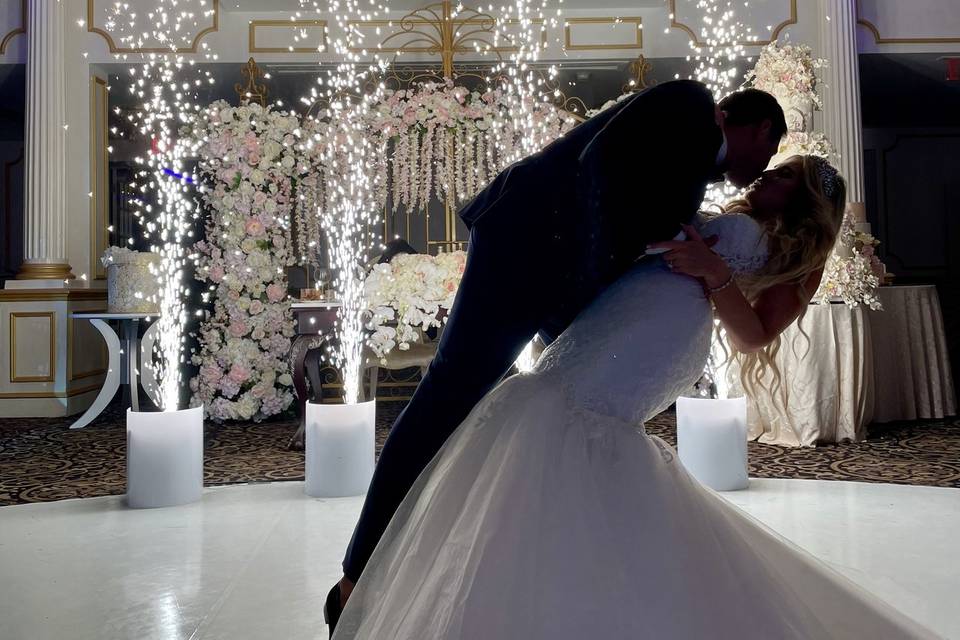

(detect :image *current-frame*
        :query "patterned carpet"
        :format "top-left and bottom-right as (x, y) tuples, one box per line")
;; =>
(1, 400), (958, 506)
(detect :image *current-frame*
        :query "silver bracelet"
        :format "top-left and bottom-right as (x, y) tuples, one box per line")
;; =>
(707, 274), (735, 295)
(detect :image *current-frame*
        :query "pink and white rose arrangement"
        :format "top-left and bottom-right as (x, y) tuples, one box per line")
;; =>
(188, 101), (303, 422)
(744, 42), (826, 111)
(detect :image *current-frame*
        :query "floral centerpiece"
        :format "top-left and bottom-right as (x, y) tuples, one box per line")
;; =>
(743, 42), (826, 111)
(188, 101), (303, 422)
(813, 212), (884, 310)
(363, 250), (467, 361)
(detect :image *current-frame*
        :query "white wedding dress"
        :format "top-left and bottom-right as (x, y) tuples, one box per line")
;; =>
(334, 213), (934, 639)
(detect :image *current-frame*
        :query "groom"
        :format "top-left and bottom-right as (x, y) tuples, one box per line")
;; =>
(325, 80), (787, 631)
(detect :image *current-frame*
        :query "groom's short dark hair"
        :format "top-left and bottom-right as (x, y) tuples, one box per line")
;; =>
(719, 89), (787, 142)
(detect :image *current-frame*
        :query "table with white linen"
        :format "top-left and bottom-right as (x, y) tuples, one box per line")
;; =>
(723, 303), (875, 447)
(869, 285), (956, 423)
(724, 285), (956, 446)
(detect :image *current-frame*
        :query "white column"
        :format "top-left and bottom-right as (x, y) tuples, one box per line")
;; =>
(15, 0), (73, 282)
(818, 0), (865, 204)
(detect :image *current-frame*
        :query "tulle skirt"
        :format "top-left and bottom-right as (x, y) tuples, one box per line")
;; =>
(333, 374), (934, 639)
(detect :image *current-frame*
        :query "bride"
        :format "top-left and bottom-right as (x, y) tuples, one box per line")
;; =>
(332, 155), (934, 639)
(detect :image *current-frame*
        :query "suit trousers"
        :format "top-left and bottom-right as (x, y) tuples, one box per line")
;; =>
(342, 201), (552, 582)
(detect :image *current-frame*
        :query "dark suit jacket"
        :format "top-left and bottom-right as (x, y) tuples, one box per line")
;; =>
(458, 80), (723, 333)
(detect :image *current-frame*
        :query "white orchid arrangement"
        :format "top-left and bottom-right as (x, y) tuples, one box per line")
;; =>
(363, 251), (467, 361)
(778, 130), (837, 162)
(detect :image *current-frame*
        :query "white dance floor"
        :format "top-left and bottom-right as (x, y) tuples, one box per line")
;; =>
(0, 479), (957, 640)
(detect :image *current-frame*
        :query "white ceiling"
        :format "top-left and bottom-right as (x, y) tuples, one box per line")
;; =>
(221, 0), (667, 11)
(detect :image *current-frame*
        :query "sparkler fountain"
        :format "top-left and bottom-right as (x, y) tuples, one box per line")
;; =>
(91, 0), (217, 507)
(682, 0), (757, 210)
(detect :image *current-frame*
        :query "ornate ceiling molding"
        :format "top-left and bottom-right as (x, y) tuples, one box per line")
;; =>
(85, 0), (220, 54)
(0, 0), (26, 55)
(668, 0), (797, 47)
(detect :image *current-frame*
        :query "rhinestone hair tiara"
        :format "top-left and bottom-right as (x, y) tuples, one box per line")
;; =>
(811, 156), (840, 200)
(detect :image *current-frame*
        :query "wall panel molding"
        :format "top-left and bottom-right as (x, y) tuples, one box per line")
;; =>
(86, 0), (219, 53)
(9, 311), (56, 383)
(249, 19), (327, 54)
(857, 18), (960, 45)
(669, 0), (797, 47)
(564, 17), (642, 52)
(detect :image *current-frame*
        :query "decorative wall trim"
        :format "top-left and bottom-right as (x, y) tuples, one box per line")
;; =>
(856, 3), (960, 44)
(0, 289), (106, 302)
(0, 0), (26, 54)
(0, 382), (102, 399)
(86, 0), (220, 53)
(249, 19), (327, 54)
(669, 0), (797, 47)
(564, 17), (642, 51)
(9, 311), (56, 383)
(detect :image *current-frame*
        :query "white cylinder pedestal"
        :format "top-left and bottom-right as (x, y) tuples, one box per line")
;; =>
(126, 406), (204, 508)
(676, 396), (749, 491)
(305, 400), (376, 498)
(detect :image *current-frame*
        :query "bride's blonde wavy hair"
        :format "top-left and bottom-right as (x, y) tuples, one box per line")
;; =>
(720, 154), (847, 396)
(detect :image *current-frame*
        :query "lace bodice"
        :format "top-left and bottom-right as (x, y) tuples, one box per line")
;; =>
(697, 212), (769, 276)
(534, 212), (768, 424)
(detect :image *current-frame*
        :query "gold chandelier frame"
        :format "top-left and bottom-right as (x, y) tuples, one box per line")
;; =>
(279, 0), (654, 252)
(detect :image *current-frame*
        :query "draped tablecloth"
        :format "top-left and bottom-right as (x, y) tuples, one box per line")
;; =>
(722, 286), (956, 447)
(870, 286), (956, 423)
(722, 304), (875, 447)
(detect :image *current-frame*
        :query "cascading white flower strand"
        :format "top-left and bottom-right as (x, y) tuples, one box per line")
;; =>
(98, 0), (217, 410)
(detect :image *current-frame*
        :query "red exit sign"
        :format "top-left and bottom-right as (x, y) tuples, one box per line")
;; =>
(945, 58), (960, 82)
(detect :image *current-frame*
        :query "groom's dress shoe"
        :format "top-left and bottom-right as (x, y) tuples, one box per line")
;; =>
(324, 583), (342, 638)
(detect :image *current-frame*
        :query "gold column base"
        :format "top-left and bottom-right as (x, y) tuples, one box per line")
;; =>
(16, 262), (76, 280)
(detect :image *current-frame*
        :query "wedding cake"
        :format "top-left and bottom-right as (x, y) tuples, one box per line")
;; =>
(101, 247), (160, 314)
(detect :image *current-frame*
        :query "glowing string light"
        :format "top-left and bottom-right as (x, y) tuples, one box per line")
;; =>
(684, 0), (758, 209)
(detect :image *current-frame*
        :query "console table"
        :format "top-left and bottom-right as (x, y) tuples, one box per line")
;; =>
(69, 313), (160, 429)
